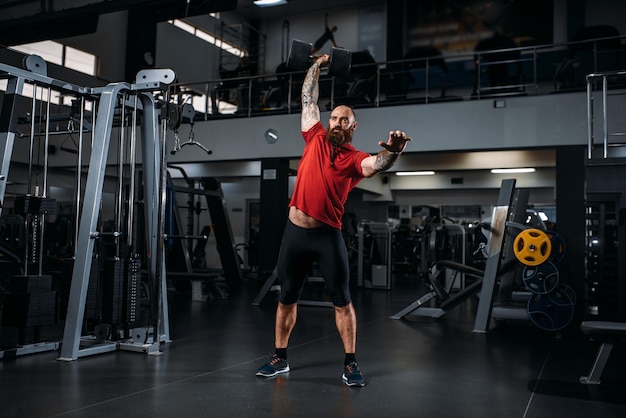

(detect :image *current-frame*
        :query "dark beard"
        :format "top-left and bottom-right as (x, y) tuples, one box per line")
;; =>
(326, 127), (352, 147)
(327, 128), (352, 166)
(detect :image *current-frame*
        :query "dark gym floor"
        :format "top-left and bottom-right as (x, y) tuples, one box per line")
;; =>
(1, 273), (626, 418)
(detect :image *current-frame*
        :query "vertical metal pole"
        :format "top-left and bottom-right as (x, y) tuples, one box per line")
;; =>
(476, 56), (481, 99)
(587, 76), (593, 159)
(39, 86), (52, 275)
(473, 179), (516, 333)
(42, 86), (51, 197)
(375, 66), (380, 107)
(204, 83), (210, 121)
(139, 92), (158, 342)
(602, 75), (608, 159)
(287, 74), (293, 115)
(73, 98), (85, 257)
(139, 92), (170, 343)
(27, 84), (37, 195)
(533, 49), (538, 95)
(116, 95), (127, 258)
(247, 79), (252, 117)
(159, 108), (171, 342)
(24, 85), (38, 276)
(424, 59), (430, 103)
(0, 76), (26, 218)
(127, 96), (138, 247)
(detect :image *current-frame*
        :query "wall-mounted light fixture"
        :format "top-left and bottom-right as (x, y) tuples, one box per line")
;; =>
(490, 168), (536, 174)
(395, 171), (436, 176)
(254, 0), (288, 7)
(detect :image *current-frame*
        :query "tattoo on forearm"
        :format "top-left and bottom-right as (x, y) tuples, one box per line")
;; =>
(302, 62), (320, 108)
(373, 150), (400, 172)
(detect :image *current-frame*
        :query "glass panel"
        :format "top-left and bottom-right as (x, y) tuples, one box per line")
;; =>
(12, 41), (63, 65)
(65, 46), (96, 76)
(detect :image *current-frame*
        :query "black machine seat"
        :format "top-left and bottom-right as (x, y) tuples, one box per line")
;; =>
(579, 321), (626, 385)
(581, 321), (626, 339)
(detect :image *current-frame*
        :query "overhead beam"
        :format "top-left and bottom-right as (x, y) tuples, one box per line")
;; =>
(0, 0), (237, 45)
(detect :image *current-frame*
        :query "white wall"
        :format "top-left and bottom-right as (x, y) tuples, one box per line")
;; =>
(166, 91), (597, 164)
(156, 20), (223, 85)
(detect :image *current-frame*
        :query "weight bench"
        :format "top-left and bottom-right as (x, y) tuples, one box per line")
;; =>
(579, 321), (626, 384)
(391, 260), (485, 319)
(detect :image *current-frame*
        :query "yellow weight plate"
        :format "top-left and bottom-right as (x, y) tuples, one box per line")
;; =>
(513, 228), (552, 266)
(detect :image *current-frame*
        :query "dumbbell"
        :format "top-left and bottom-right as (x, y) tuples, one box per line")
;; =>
(286, 39), (351, 79)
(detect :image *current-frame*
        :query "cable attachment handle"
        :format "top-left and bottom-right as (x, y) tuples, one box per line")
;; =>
(169, 104), (212, 155)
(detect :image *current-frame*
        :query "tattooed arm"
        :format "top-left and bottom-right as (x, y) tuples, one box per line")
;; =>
(301, 55), (328, 132)
(361, 130), (412, 178)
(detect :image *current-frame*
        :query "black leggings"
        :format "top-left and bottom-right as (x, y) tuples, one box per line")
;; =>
(277, 220), (351, 307)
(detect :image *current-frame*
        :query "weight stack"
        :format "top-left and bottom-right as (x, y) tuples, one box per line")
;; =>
(125, 256), (141, 325)
(85, 256), (104, 322)
(102, 258), (125, 325)
(1, 275), (58, 328)
(13, 196), (57, 215)
(48, 257), (74, 319)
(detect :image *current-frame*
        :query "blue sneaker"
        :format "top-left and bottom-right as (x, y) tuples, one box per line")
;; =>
(256, 354), (290, 377)
(342, 361), (365, 387)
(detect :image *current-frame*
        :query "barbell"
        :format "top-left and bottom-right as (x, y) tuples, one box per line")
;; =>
(286, 39), (352, 79)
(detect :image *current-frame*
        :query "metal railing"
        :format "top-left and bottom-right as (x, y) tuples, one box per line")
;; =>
(586, 70), (626, 159)
(171, 34), (626, 121)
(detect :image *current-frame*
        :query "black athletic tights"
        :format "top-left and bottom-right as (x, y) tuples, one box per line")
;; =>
(276, 219), (351, 306)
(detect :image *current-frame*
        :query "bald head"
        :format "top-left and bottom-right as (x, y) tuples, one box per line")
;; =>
(329, 105), (356, 127)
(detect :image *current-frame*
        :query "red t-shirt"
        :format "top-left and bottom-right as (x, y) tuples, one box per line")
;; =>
(289, 121), (370, 229)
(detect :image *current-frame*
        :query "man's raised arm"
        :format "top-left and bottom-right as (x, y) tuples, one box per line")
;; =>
(301, 55), (327, 132)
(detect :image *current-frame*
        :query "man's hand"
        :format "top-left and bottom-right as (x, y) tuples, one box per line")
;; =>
(378, 130), (411, 153)
(361, 130), (411, 177)
(312, 54), (330, 68)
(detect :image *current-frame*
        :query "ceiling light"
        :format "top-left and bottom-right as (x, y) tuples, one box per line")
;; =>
(490, 168), (536, 174)
(395, 171), (436, 176)
(254, 0), (288, 7)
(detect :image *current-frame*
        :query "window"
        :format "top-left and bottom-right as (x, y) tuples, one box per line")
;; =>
(11, 41), (96, 76)
(168, 19), (246, 58)
(65, 46), (96, 75)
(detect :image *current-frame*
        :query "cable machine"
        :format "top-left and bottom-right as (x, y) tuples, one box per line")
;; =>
(0, 56), (88, 358)
(0, 58), (180, 360)
(58, 69), (176, 360)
